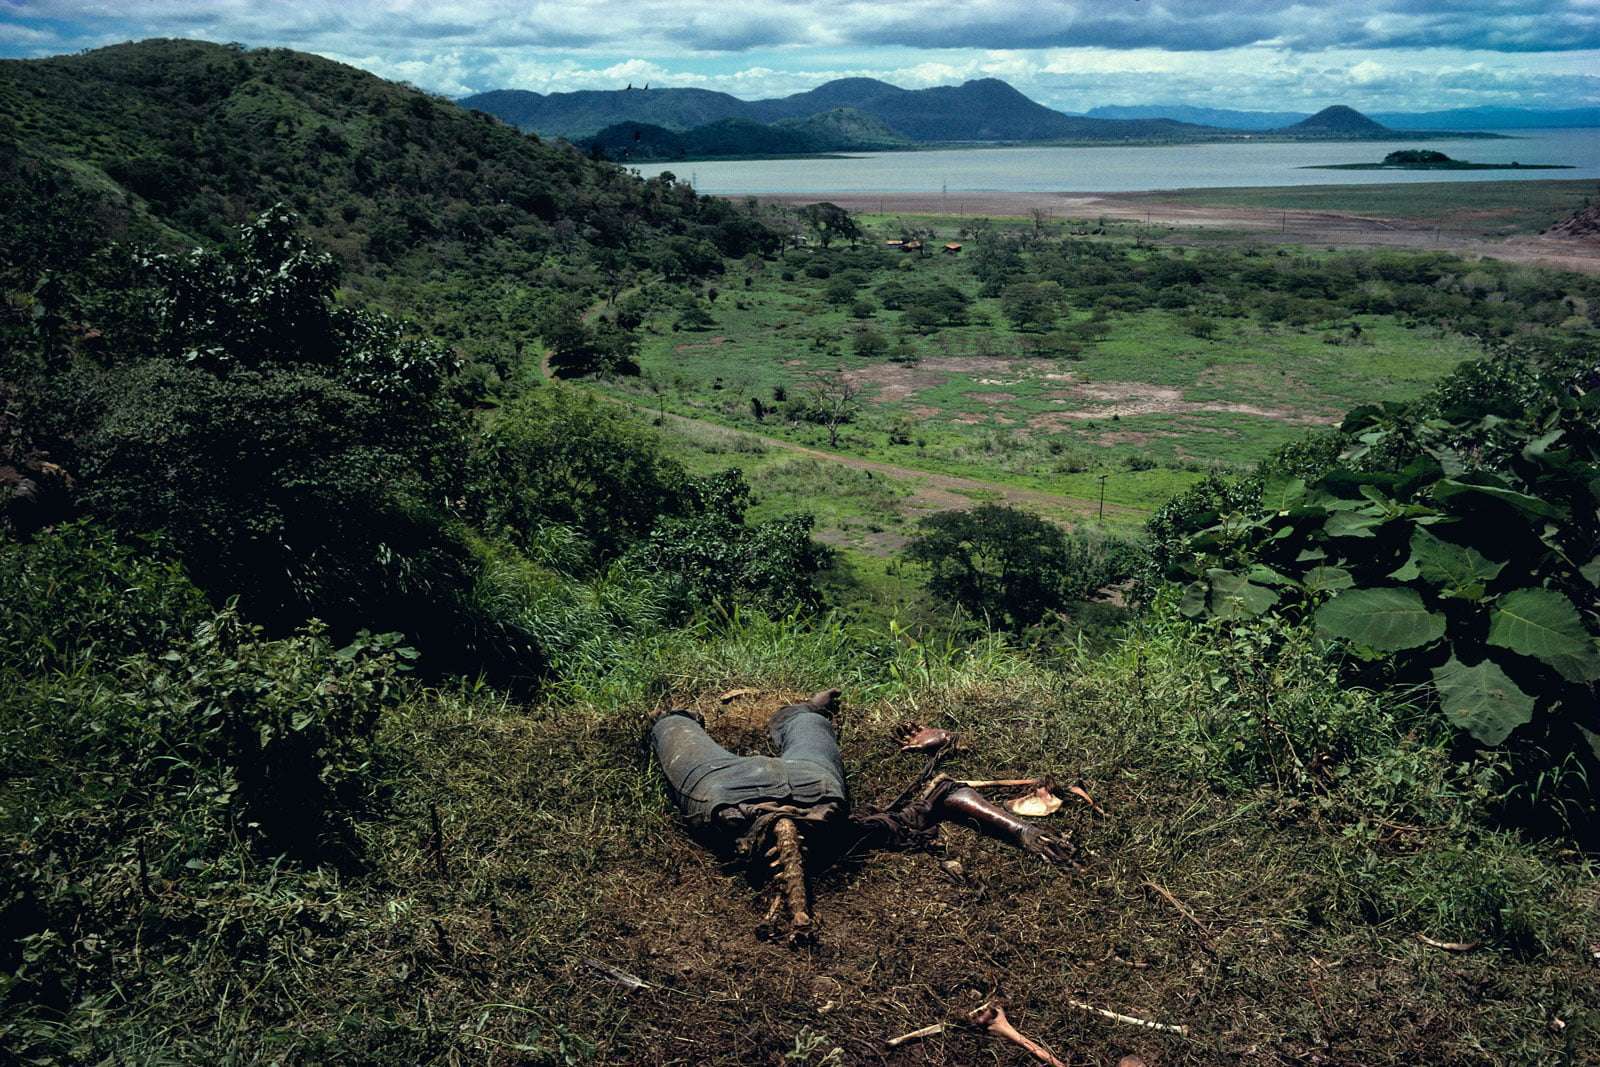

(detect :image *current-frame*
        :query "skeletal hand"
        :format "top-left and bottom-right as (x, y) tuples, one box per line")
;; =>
(1015, 823), (1075, 865)
(893, 721), (954, 753)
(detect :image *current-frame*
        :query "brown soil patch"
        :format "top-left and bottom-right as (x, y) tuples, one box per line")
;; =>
(1095, 430), (1183, 446)
(843, 362), (950, 404)
(951, 413), (986, 425)
(815, 527), (912, 557)
(1032, 379), (1337, 426)
(418, 691), (1600, 1065)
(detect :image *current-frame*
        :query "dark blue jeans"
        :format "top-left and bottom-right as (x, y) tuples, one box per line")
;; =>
(650, 703), (847, 828)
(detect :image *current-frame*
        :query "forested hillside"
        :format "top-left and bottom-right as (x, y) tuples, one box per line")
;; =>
(0, 39), (778, 372)
(3, 39), (1597, 1065)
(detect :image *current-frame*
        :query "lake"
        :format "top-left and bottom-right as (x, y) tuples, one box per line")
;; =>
(628, 128), (1600, 195)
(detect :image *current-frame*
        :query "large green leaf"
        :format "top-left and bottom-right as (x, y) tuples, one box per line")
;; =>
(1315, 587), (1445, 651)
(1323, 510), (1384, 539)
(1580, 556), (1600, 588)
(1303, 565), (1354, 593)
(1432, 656), (1535, 745)
(1405, 527), (1504, 601)
(1486, 588), (1600, 683)
(1206, 569), (1279, 620)
(1178, 580), (1208, 619)
(1260, 475), (1307, 513)
(1433, 479), (1566, 521)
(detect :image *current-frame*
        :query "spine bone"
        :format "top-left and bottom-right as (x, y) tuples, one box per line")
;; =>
(772, 817), (811, 934)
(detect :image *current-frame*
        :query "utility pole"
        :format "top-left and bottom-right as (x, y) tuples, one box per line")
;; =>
(1097, 473), (1108, 523)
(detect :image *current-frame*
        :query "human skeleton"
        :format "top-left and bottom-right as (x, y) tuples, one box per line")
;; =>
(649, 688), (1075, 943)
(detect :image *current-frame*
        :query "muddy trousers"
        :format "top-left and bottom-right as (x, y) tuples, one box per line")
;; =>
(649, 704), (848, 829)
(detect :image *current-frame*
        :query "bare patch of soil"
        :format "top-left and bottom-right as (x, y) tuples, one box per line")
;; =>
(815, 527), (913, 558)
(1031, 379), (1337, 426)
(843, 362), (951, 404)
(1095, 430), (1183, 446)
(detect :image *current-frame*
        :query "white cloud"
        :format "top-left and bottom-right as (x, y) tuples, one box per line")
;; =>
(0, 1), (1596, 108)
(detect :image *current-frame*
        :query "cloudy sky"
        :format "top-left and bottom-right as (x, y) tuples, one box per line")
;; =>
(1, 1), (1596, 112)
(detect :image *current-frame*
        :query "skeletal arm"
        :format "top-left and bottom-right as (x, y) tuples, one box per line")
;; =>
(934, 784), (1076, 865)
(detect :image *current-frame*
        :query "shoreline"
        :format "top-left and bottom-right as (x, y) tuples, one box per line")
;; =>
(739, 183), (1600, 274)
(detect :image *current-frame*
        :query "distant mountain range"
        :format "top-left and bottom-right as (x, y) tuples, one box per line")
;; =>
(1086, 103), (1600, 131)
(462, 78), (1505, 160)
(462, 77), (1222, 146)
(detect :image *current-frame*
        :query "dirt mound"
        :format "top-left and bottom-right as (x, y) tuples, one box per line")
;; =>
(1545, 201), (1600, 242)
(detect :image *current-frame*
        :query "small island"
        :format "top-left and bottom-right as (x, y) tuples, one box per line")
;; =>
(1308, 149), (1573, 171)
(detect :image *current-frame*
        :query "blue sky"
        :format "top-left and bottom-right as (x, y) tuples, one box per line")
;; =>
(1, 1), (1596, 111)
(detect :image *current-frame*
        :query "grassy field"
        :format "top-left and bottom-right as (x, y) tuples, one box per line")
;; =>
(598, 224), (1486, 520)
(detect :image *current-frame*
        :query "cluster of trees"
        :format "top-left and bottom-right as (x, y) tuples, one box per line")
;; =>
(965, 225), (1598, 342)
(1, 174), (827, 676)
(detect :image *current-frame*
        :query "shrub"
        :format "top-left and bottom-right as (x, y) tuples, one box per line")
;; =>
(470, 387), (690, 568)
(630, 469), (831, 614)
(905, 504), (1134, 630)
(0, 522), (208, 677)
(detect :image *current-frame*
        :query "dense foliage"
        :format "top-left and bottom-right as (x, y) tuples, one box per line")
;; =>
(1158, 338), (1600, 791)
(906, 504), (1135, 630)
(0, 39), (777, 384)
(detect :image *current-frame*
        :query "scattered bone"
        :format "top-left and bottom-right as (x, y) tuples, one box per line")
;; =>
(1143, 880), (1216, 949)
(885, 1021), (948, 1047)
(718, 687), (759, 703)
(939, 784), (1077, 865)
(582, 958), (653, 992)
(966, 999), (1069, 1067)
(893, 721), (955, 753)
(1066, 997), (1190, 1036)
(1416, 933), (1481, 952)
(1117, 1056), (1151, 1067)
(1007, 784), (1063, 817)
(1067, 782), (1107, 816)
(771, 816), (812, 941)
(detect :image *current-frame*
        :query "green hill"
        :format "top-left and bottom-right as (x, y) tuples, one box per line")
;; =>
(585, 107), (911, 161)
(0, 39), (776, 366)
(776, 106), (911, 149)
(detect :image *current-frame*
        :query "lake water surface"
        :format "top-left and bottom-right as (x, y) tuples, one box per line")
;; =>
(629, 128), (1600, 195)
